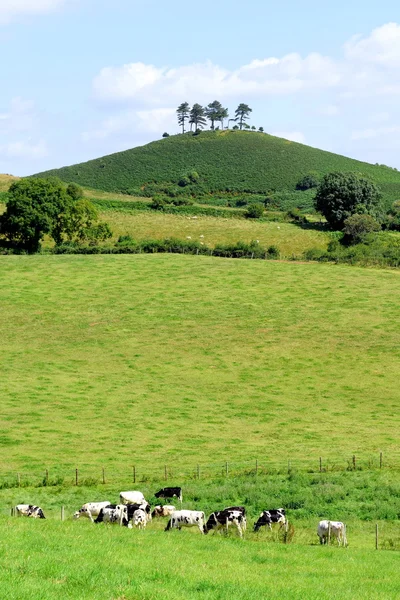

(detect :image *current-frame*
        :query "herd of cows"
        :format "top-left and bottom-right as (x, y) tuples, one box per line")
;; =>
(13, 485), (348, 546)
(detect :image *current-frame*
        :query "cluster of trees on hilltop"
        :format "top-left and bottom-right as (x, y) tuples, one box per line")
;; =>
(175, 101), (264, 133)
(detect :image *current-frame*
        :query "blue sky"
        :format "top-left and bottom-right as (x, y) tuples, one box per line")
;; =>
(1, 0), (400, 175)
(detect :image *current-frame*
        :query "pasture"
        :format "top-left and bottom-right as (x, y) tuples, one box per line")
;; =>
(0, 254), (399, 475)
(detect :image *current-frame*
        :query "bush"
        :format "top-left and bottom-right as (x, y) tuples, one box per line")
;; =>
(285, 208), (308, 224)
(66, 182), (83, 201)
(296, 172), (320, 191)
(343, 214), (381, 244)
(178, 176), (191, 187)
(162, 132), (170, 138)
(188, 170), (200, 183)
(244, 203), (264, 219)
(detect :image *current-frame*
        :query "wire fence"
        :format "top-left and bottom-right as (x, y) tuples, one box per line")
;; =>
(1, 451), (399, 490)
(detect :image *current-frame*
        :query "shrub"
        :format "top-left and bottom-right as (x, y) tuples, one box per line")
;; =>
(285, 208), (308, 224)
(296, 172), (320, 191)
(343, 214), (381, 244)
(178, 176), (191, 187)
(244, 203), (264, 219)
(188, 170), (200, 183)
(162, 132), (170, 138)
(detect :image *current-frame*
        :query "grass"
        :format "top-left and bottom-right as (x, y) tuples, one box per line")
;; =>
(34, 130), (400, 207)
(0, 516), (399, 599)
(100, 211), (329, 256)
(0, 254), (399, 477)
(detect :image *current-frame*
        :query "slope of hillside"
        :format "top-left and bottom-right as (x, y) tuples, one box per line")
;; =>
(34, 131), (400, 206)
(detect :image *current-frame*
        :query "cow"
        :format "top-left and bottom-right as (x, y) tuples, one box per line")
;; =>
(165, 510), (205, 534)
(119, 491), (146, 505)
(155, 487), (182, 503)
(73, 501), (111, 522)
(223, 506), (247, 531)
(125, 502), (152, 523)
(15, 504), (46, 519)
(317, 520), (347, 546)
(253, 509), (286, 532)
(132, 508), (147, 529)
(94, 504), (131, 528)
(204, 509), (246, 538)
(151, 504), (176, 518)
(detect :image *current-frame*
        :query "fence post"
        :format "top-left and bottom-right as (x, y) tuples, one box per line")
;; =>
(164, 465), (167, 481)
(284, 518), (289, 543)
(319, 457), (322, 473)
(75, 468), (78, 486)
(133, 466), (136, 484)
(225, 462), (229, 477)
(102, 468), (105, 484)
(380, 452), (383, 469)
(17, 473), (20, 487)
(375, 523), (379, 550)
(61, 506), (65, 521)
(197, 465), (200, 479)
(352, 455), (356, 470)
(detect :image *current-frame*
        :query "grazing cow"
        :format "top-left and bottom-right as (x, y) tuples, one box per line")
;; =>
(15, 504), (46, 519)
(151, 504), (176, 518)
(317, 520), (347, 546)
(125, 502), (152, 523)
(253, 509), (286, 532)
(94, 505), (131, 528)
(205, 509), (247, 538)
(132, 509), (147, 529)
(165, 510), (205, 534)
(73, 501), (111, 522)
(223, 506), (247, 531)
(119, 491), (146, 505)
(155, 487), (182, 503)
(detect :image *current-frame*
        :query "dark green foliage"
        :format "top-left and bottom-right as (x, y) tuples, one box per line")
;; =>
(178, 175), (191, 187)
(205, 100), (229, 130)
(285, 208), (308, 224)
(244, 203), (264, 219)
(66, 182), (83, 201)
(34, 131), (400, 209)
(176, 102), (190, 133)
(343, 214), (381, 244)
(235, 103), (252, 129)
(258, 127), (264, 132)
(315, 172), (383, 229)
(296, 171), (320, 191)
(0, 177), (73, 252)
(189, 104), (207, 130)
(304, 233), (400, 267)
(162, 132), (170, 138)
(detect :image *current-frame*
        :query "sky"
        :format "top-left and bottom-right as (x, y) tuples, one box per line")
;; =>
(1, 0), (400, 176)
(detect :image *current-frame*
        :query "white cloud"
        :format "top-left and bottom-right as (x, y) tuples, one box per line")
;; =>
(0, 0), (67, 24)
(270, 131), (306, 144)
(345, 23), (400, 68)
(82, 108), (176, 141)
(351, 126), (400, 141)
(0, 139), (48, 159)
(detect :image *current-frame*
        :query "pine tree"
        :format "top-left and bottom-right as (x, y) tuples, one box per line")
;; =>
(176, 102), (190, 133)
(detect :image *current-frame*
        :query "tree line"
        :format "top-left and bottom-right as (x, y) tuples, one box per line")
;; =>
(175, 101), (263, 133)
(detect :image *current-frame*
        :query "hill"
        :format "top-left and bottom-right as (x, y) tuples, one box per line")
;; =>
(34, 131), (400, 207)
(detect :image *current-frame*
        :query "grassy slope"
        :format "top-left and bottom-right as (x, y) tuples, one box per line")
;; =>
(34, 131), (400, 205)
(0, 255), (399, 477)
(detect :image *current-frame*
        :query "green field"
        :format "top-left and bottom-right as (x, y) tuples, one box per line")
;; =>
(1, 255), (399, 475)
(34, 130), (400, 207)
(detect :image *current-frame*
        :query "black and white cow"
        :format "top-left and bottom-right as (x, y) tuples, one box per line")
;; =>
(132, 508), (147, 529)
(94, 504), (131, 527)
(165, 510), (205, 533)
(253, 509), (286, 532)
(73, 501), (111, 522)
(125, 502), (152, 523)
(151, 504), (176, 518)
(155, 487), (182, 503)
(15, 504), (46, 519)
(204, 509), (247, 538)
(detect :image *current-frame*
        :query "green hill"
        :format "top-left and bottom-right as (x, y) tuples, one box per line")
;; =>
(35, 130), (400, 207)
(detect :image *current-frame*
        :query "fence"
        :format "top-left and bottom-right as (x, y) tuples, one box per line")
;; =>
(0, 451), (399, 490)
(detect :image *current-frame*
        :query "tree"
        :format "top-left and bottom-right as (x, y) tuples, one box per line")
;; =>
(234, 103), (252, 129)
(189, 104), (207, 131)
(343, 214), (381, 244)
(245, 203), (264, 219)
(315, 172), (383, 230)
(162, 132), (170, 138)
(258, 127), (264, 133)
(0, 178), (73, 252)
(176, 102), (190, 133)
(63, 198), (99, 242)
(204, 100), (229, 130)
(66, 182), (83, 201)
(296, 171), (320, 191)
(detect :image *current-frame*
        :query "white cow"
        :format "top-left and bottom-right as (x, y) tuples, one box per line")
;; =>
(165, 510), (205, 534)
(132, 508), (147, 529)
(317, 520), (347, 546)
(151, 504), (176, 518)
(15, 504), (46, 519)
(73, 501), (111, 522)
(94, 504), (132, 528)
(119, 491), (146, 505)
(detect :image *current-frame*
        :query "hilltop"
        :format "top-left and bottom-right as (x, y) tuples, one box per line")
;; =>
(34, 130), (400, 207)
